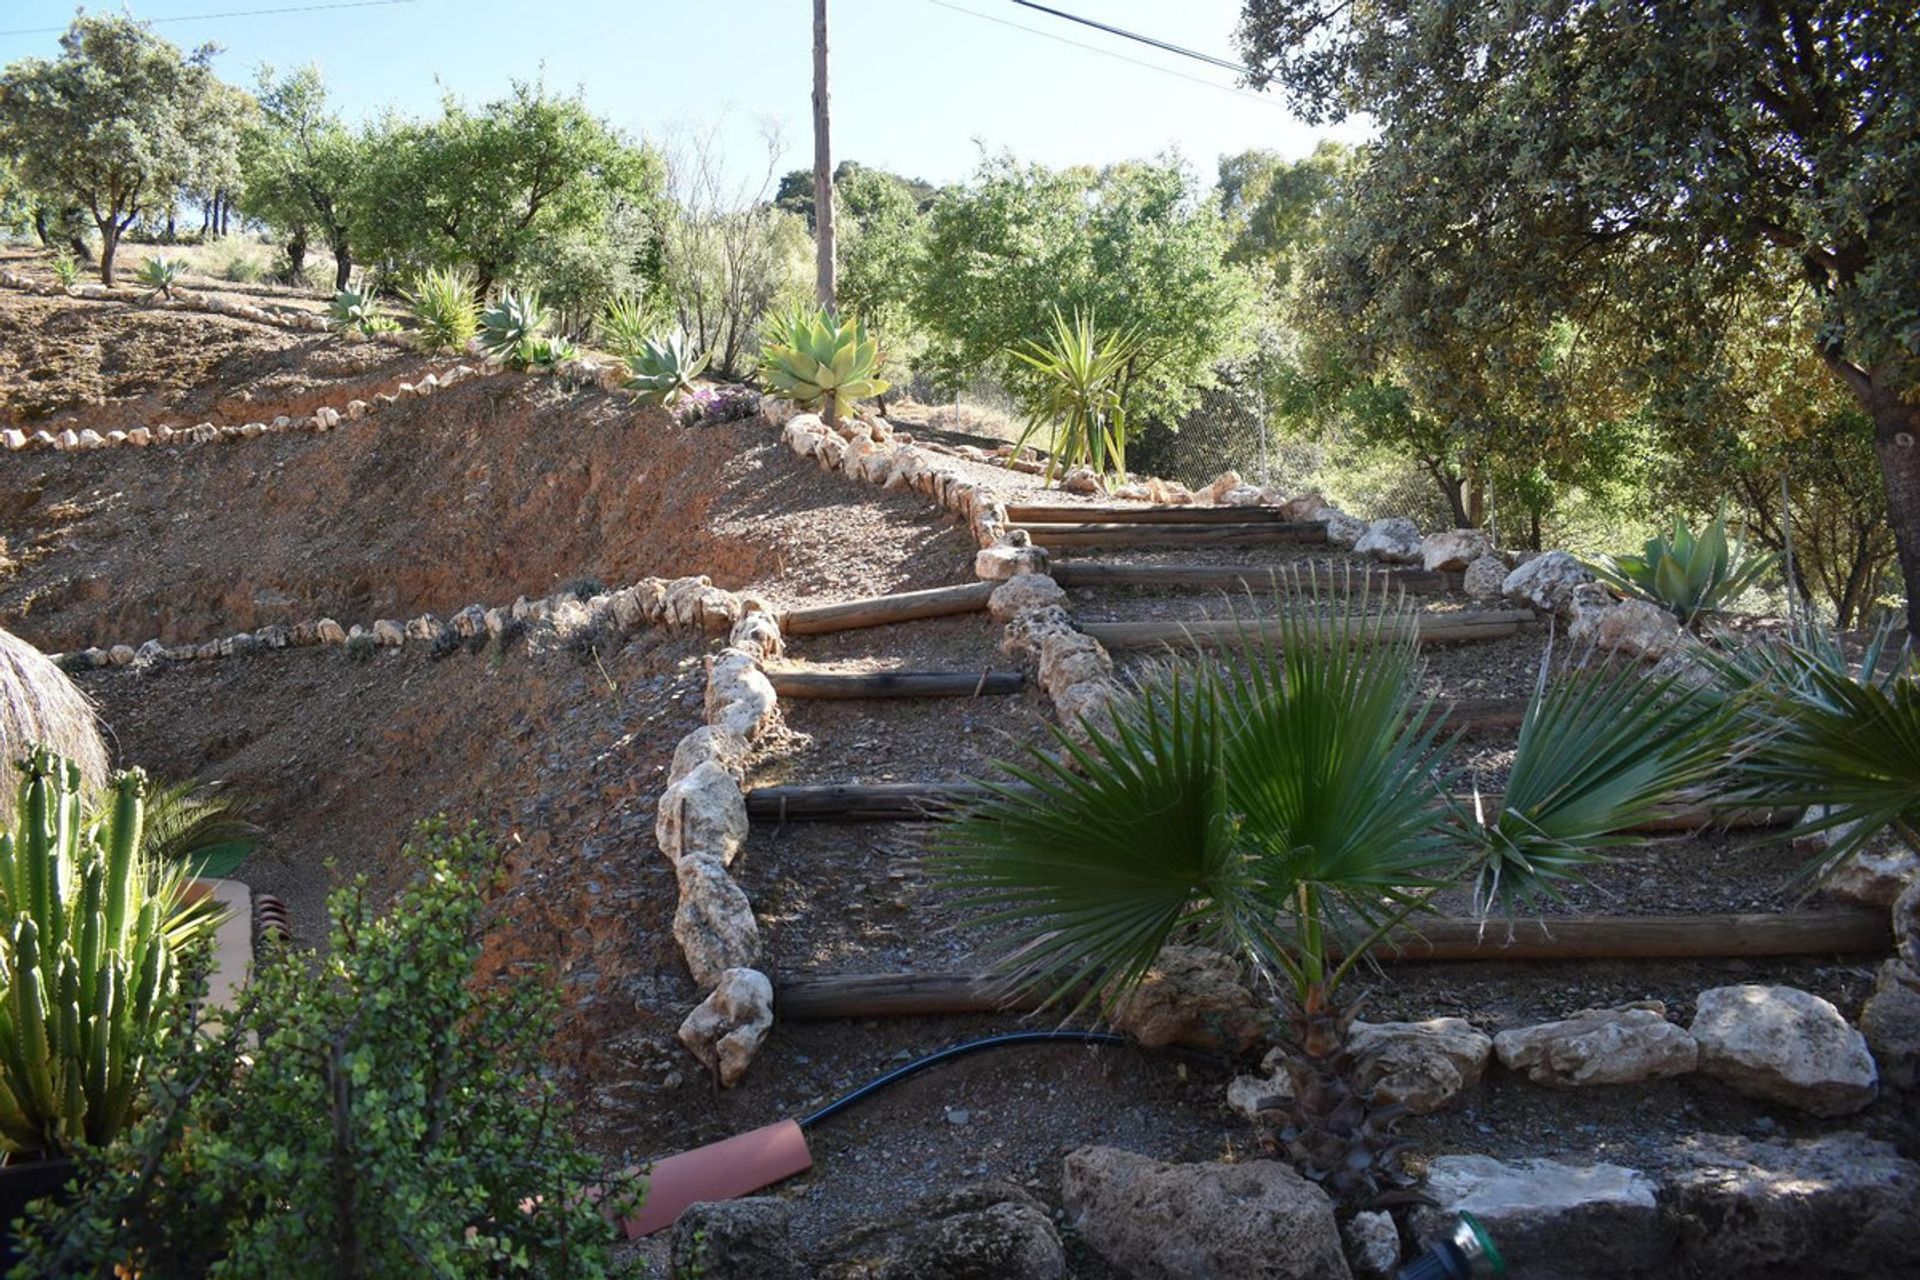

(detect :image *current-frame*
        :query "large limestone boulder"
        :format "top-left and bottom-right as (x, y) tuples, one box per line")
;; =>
(1348, 1017), (1492, 1114)
(975, 542), (1051, 581)
(1664, 1133), (1920, 1279)
(1566, 591), (1682, 661)
(818, 1182), (1065, 1280)
(1110, 946), (1265, 1053)
(1502, 550), (1594, 619)
(1859, 959), (1920, 1089)
(1354, 517), (1424, 564)
(1063, 1147), (1350, 1280)
(1036, 630), (1112, 702)
(677, 967), (773, 1088)
(1462, 553), (1511, 601)
(1422, 528), (1494, 572)
(1690, 984), (1877, 1115)
(1313, 506), (1368, 549)
(707, 648), (778, 740)
(670, 1199), (797, 1280)
(1060, 465), (1103, 496)
(989, 573), (1066, 623)
(669, 725), (751, 785)
(655, 759), (749, 865)
(672, 856), (761, 987)
(1413, 1156), (1668, 1280)
(1493, 1002), (1699, 1087)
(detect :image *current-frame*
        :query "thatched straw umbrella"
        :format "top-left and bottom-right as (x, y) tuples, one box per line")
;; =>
(0, 627), (109, 791)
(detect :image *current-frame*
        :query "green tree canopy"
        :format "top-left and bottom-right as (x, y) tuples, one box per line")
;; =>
(0, 15), (218, 284)
(1236, 0), (1920, 628)
(239, 65), (361, 289)
(914, 154), (1255, 427)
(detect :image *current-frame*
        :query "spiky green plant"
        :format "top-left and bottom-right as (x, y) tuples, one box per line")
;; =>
(478, 290), (548, 364)
(758, 306), (889, 426)
(1008, 306), (1145, 485)
(326, 285), (395, 338)
(134, 255), (186, 300)
(519, 334), (576, 370)
(1588, 506), (1778, 628)
(402, 266), (479, 354)
(625, 332), (710, 408)
(597, 290), (666, 360)
(49, 251), (81, 290)
(0, 748), (222, 1156)
(139, 779), (259, 880)
(936, 570), (1727, 1199)
(1709, 618), (1919, 879)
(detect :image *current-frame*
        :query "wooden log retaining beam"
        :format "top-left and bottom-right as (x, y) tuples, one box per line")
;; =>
(766, 669), (1026, 699)
(1006, 503), (1308, 525)
(744, 779), (1795, 831)
(1079, 610), (1534, 650)
(774, 910), (1895, 1020)
(1052, 561), (1464, 596)
(1020, 522), (1328, 550)
(780, 581), (996, 636)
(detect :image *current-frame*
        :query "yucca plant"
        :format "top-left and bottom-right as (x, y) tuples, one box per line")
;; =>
(402, 265), (480, 354)
(326, 284), (395, 338)
(1008, 306), (1146, 485)
(625, 332), (710, 408)
(598, 290), (666, 360)
(478, 290), (548, 365)
(134, 255), (186, 300)
(0, 748), (223, 1157)
(758, 305), (889, 426)
(1589, 505), (1778, 628)
(49, 251), (81, 290)
(936, 570), (1727, 1200)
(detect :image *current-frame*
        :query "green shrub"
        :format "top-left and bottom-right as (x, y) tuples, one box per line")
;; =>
(220, 255), (263, 284)
(1008, 305), (1144, 484)
(11, 819), (639, 1278)
(0, 749), (221, 1158)
(1589, 506), (1777, 627)
(49, 250), (82, 289)
(403, 265), (480, 353)
(758, 304), (888, 425)
(625, 332), (709, 408)
(133, 254), (185, 300)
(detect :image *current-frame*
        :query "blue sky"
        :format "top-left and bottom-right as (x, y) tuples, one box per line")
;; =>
(1, 0), (1368, 190)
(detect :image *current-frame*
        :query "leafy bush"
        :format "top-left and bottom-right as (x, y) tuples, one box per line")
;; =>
(935, 573), (1726, 1199)
(0, 749), (221, 1158)
(403, 265), (479, 353)
(1008, 306), (1144, 484)
(625, 332), (709, 408)
(478, 289), (548, 363)
(326, 285), (397, 338)
(49, 249), (81, 289)
(1589, 506), (1777, 627)
(134, 254), (185, 299)
(12, 819), (638, 1278)
(758, 305), (889, 425)
(219, 254), (263, 284)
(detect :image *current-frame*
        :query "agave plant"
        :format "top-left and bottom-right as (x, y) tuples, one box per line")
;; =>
(134, 255), (186, 300)
(0, 748), (223, 1156)
(1589, 506), (1778, 628)
(758, 305), (889, 426)
(625, 332), (710, 408)
(1008, 306), (1145, 485)
(936, 571), (1727, 1200)
(326, 284), (395, 338)
(479, 290), (548, 364)
(402, 265), (480, 354)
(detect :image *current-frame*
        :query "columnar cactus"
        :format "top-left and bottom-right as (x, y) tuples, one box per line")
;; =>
(0, 748), (218, 1155)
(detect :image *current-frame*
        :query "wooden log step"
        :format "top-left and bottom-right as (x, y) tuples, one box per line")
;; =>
(1006, 503), (1307, 526)
(1080, 610), (1534, 650)
(1021, 522), (1327, 550)
(767, 668), (1026, 699)
(747, 779), (1794, 830)
(780, 582), (996, 636)
(776, 910), (1894, 1019)
(1053, 560), (1463, 596)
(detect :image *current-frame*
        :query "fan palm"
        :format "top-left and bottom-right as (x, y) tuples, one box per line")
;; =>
(936, 570), (1729, 1198)
(1007, 306), (1144, 486)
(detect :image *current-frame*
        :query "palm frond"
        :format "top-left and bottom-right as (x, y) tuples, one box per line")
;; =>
(135, 778), (260, 878)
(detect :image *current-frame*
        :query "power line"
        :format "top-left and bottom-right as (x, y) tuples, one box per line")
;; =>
(1009, 0), (1255, 76)
(0, 0), (417, 40)
(924, 0), (1282, 109)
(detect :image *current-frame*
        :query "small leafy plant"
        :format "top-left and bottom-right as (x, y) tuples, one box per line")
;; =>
(478, 289), (548, 364)
(1008, 305), (1144, 485)
(134, 254), (186, 300)
(49, 250), (82, 289)
(1589, 506), (1778, 628)
(626, 332), (710, 408)
(758, 305), (889, 426)
(402, 265), (479, 353)
(326, 285), (397, 338)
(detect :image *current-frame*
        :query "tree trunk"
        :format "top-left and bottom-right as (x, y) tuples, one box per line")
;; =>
(164, 210), (176, 243)
(1426, 459), (1473, 528)
(1867, 394), (1920, 637)
(333, 244), (353, 292)
(812, 0), (837, 311)
(97, 227), (118, 287)
(286, 228), (308, 282)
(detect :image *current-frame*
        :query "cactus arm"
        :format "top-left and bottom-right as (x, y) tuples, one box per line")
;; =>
(104, 769), (144, 945)
(8, 920), (57, 1142)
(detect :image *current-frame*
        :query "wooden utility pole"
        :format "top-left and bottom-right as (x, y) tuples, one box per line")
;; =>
(812, 0), (837, 311)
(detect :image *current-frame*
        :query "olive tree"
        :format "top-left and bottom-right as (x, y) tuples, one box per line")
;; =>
(239, 66), (361, 289)
(0, 16), (215, 284)
(1236, 0), (1920, 629)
